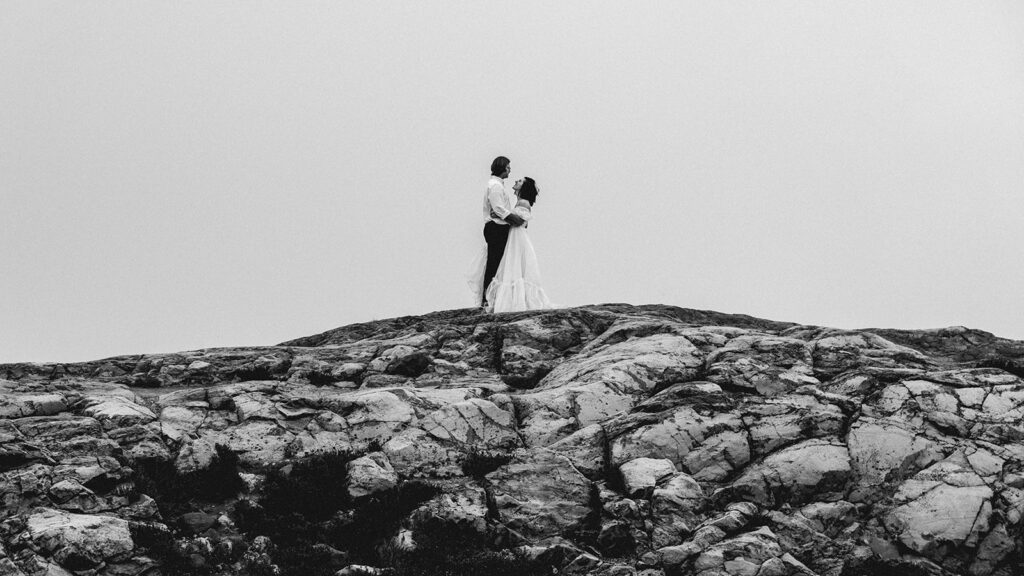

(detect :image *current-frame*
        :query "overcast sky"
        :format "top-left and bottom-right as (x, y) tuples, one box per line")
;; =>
(2, 2), (1023, 363)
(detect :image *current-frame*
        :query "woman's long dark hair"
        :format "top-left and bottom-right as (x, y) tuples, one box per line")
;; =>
(519, 177), (539, 204)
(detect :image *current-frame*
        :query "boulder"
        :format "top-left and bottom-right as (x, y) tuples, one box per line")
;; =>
(81, 392), (157, 430)
(24, 508), (133, 569)
(0, 393), (67, 419)
(846, 417), (942, 500)
(610, 406), (750, 482)
(740, 394), (845, 458)
(409, 480), (488, 534)
(884, 457), (994, 554)
(381, 428), (463, 477)
(725, 438), (851, 507)
(367, 345), (432, 378)
(619, 458), (676, 498)
(346, 452), (398, 499)
(419, 398), (521, 450)
(175, 420), (292, 472)
(547, 424), (608, 479)
(690, 527), (783, 576)
(513, 326), (713, 446)
(486, 450), (593, 540)
(650, 473), (705, 548)
(810, 331), (935, 377)
(705, 334), (819, 395)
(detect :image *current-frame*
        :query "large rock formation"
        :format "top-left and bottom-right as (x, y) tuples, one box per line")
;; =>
(1, 304), (1024, 575)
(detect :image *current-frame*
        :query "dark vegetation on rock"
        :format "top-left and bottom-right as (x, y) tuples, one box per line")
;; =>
(132, 444), (245, 515)
(2, 303), (1024, 576)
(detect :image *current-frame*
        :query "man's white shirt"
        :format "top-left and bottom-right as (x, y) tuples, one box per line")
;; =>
(484, 175), (515, 224)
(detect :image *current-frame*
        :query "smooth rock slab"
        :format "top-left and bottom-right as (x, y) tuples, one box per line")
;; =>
(82, 397), (157, 430)
(884, 459), (994, 554)
(158, 405), (208, 443)
(0, 393), (67, 419)
(725, 438), (851, 507)
(25, 508), (133, 569)
(486, 450), (593, 540)
(420, 398), (521, 450)
(846, 417), (941, 499)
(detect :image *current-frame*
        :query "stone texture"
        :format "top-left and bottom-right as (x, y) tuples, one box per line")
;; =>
(619, 458), (676, 497)
(345, 452), (398, 499)
(419, 397), (521, 450)
(705, 335), (819, 395)
(486, 450), (593, 540)
(884, 457), (994, 554)
(1, 304), (1023, 576)
(24, 508), (133, 569)
(610, 405), (750, 482)
(725, 438), (851, 507)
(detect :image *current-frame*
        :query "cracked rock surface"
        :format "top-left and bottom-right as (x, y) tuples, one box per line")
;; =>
(2, 303), (1024, 575)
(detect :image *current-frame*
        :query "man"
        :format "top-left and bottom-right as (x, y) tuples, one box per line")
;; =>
(481, 156), (524, 306)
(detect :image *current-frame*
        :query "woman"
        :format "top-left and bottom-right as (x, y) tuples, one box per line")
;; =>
(482, 177), (554, 313)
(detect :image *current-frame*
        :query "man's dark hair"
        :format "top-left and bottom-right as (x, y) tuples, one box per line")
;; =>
(519, 177), (539, 204)
(490, 156), (510, 177)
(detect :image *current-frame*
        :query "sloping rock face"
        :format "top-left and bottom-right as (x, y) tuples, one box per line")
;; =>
(2, 304), (1024, 575)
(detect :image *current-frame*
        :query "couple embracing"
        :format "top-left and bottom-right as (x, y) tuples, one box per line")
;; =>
(468, 156), (554, 313)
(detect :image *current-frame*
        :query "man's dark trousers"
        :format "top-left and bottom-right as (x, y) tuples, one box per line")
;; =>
(482, 221), (511, 305)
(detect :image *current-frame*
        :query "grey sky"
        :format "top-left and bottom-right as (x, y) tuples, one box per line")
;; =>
(3, 2), (1023, 363)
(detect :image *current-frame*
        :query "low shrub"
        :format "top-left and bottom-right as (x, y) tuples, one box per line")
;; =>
(235, 450), (440, 576)
(130, 443), (244, 518)
(226, 449), (553, 576)
(129, 521), (212, 576)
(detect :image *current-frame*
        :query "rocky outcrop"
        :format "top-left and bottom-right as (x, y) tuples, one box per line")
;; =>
(1, 304), (1023, 575)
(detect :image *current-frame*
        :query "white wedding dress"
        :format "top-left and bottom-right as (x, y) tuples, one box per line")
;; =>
(467, 200), (554, 313)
